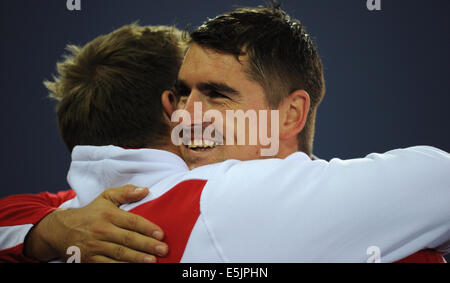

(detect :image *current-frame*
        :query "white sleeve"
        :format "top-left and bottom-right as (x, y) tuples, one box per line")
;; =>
(200, 146), (450, 262)
(0, 224), (33, 251)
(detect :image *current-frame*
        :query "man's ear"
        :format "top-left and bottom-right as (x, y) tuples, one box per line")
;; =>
(161, 90), (177, 121)
(279, 90), (310, 140)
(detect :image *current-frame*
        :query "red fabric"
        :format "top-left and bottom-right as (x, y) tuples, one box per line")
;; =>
(396, 249), (446, 263)
(0, 190), (76, 262)
(130, 179), (207, 263)
(0, 190), (76, 226)
(0, 244), (40, 263)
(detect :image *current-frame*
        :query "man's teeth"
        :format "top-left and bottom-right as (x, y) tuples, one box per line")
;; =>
(188, 139), (217, 148)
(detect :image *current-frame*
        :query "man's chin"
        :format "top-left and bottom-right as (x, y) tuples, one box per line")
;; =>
(182, 145), (222, 169)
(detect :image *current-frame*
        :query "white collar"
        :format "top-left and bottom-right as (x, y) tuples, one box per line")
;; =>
(67, 145), (188, 206)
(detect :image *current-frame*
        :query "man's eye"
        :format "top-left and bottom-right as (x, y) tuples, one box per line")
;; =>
(207, 91), (228, 99)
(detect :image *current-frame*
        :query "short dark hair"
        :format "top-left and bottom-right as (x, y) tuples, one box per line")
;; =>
(45, 24), (185, 151)
(190, 5), (325, 156)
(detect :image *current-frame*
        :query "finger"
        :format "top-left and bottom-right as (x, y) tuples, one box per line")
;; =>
(98, 224), (168, 257)
(94, 241), (157, 263)
(100, 185), (149, 206)
(108, 209), (165, 241)
(89, 255), (124, 263)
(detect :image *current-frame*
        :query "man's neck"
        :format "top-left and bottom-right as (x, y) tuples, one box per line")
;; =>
(275, 139), (305, 159)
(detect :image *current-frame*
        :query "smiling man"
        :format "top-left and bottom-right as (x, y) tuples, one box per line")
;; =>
(1, 6), (449, 263)
(175, 10), (322, 167)
(175, 46), (286, 167)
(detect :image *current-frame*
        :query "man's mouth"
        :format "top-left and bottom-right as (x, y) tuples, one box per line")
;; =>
(185, 139), (219, 152)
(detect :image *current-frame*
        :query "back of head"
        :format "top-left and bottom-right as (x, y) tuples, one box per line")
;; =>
(190, 4), (325, 156)
(46, 24), (186, 151)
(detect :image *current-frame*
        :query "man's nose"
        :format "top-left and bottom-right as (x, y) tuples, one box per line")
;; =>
(184, 90), (204, 120)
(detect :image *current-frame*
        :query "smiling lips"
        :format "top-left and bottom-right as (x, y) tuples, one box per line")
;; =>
(186, 139), (218, 150)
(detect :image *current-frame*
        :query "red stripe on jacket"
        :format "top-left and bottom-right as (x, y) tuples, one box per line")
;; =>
(130, 179), (208, 263)
(0, 190), (76, 262)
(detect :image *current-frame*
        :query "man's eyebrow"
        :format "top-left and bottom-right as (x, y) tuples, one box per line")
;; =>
(197, 82), (240, 95)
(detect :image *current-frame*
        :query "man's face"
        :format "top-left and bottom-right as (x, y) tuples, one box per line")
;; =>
(177, 44), (276, 168)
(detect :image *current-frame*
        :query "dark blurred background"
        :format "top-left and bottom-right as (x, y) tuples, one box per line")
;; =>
(0, 0), (449, 259)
